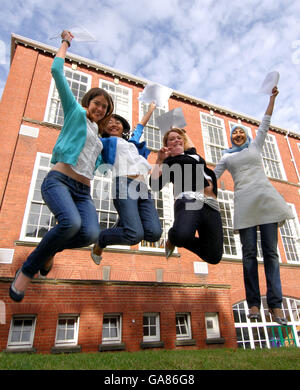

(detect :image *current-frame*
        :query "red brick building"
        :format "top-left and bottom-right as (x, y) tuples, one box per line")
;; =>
(0, 34), (299, 353)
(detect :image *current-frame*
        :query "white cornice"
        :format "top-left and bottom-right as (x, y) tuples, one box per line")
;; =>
(10, 33), (300, 139)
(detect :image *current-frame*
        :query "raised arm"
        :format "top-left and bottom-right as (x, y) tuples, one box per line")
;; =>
(139, 101), (156, 127)
(254, 86), (279, 149)
(129, 102), (157, 144)
(265, 86), (279, 116)
(55, 30), (74, 59)
(51, 30), (76, 115)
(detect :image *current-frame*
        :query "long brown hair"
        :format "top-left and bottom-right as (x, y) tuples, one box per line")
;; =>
(81, 88), (114, 134)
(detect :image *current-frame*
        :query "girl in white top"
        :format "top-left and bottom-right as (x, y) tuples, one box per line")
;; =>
(214, 87), (293, 325)
(91, 103), (162, 264)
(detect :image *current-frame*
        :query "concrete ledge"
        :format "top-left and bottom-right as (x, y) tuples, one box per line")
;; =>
(140, 341), (164, 349)
(4, 347), (36, 353)
(99, 343), (126, 352)
(175, 338), (197, 347)
(51, 345), (82, 354)
(205, 337), (225, 345)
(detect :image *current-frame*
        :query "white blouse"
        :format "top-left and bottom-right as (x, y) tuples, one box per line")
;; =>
(71, 118), (103, 180)
(113, 137), (152, 178)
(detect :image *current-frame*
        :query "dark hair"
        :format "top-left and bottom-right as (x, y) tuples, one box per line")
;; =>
(101, 114), (131, 141)
(81, 88), (114, 134)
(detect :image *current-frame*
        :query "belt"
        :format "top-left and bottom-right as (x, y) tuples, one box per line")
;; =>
(175, 191), (220, 212)
(126, 174), (145, 181)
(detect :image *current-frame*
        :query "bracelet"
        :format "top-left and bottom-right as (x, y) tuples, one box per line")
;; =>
(61, 39), (71, 47)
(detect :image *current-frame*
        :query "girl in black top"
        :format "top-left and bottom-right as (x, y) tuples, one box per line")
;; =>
(151, 128), (223, 262)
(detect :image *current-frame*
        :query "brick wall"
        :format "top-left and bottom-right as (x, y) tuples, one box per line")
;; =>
(0, 38), (299, 353)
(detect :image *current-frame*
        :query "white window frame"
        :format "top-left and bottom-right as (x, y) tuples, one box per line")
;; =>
(217, 189), (242, 260)
(233, 297), (300, 349)
(20, 153), (54, 242)
(92, 170), (130, 250)
(44, 66), (92, 125)
(176, 313), (192, 340)
(20, 153), (130, 249)
(280, 203), (300, 264)
(139, 183), (174, 253)
(54, 315), (80, 347)
(200, 112), (228, 164)
(7, 315), (37, 350)
(255, 130), (287, 181)
(99, 79), (132, 127)
(138, 99), (169, 151)
(205, 312), (221, 339)
(143, 313), (160, 342)
(102, 314), (122, 344)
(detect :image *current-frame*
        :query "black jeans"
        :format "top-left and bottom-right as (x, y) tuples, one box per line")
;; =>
(168, 198), (223, 264)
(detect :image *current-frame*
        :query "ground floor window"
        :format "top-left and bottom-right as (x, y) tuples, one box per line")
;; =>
(55, 315), (80, 346)
(7, 315), (36, 350)
(143, 313), (160, 342)
(176, 313), (192, 340)
(233, 297), (300, 349)
(102, 314), (122, 344)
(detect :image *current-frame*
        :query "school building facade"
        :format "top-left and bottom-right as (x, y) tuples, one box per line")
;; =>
(0, 34), (299, 354)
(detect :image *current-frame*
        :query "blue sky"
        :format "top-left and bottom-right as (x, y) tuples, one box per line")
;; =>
(1, 0), (300, 133)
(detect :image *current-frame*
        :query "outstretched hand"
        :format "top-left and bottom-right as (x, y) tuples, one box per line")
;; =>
(61, 30), (74, 44)
(271, 86), (279, 98)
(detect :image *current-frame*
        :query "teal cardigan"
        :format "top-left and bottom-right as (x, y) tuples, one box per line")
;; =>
(50, 57), (116, 170)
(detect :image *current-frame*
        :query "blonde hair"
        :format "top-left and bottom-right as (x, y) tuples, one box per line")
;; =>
(163, 128), (189, 150)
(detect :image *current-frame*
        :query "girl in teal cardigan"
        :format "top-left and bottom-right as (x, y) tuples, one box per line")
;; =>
(10, 31), (115, 302)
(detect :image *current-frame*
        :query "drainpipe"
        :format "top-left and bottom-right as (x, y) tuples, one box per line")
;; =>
(285, 130), (300, 183)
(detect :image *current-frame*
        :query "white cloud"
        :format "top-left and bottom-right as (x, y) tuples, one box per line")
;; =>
(0, 0), (299, 133)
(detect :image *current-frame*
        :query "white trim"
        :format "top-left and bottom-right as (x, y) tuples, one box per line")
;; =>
(102, 313), (122, 344)
(217, 189), (242, 260)
(44, 66), (92, 124)
(176, 313), (192, 340)
(7, 315), (37, 350)
(233, 298), (300, 349)
(19, 152), (52, 242)
(143, 313), (160, 342)
(200, 112), (228, 164)
(55, 314), (80, 347)
(99, 79), (133, 128)
(255, 129), (287, 181)
(280, 203), (300, 264)
(139, 183), (175, 253)
(205, 312), (220, 339)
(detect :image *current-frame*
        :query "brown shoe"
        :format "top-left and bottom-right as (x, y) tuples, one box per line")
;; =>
(269, 308), (287, 326)
(91, 244), (103, 265)
(247, 306), (260, 320)
(165, 240), (175, 259)
(39, 256), (54, 277)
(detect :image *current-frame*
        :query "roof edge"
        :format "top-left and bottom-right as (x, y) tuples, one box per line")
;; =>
(10, 33), (300, 139)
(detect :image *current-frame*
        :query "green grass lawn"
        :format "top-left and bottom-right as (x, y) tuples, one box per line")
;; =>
(0, 347), (300, 370)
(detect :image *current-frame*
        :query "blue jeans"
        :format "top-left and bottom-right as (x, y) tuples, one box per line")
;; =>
(22, 171), (100, 278)
(98, 177), (162, 247)
(239, 223), (283, 309)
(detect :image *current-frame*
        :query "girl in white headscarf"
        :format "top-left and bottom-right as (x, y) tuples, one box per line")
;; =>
(214, 87), (293, 325)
